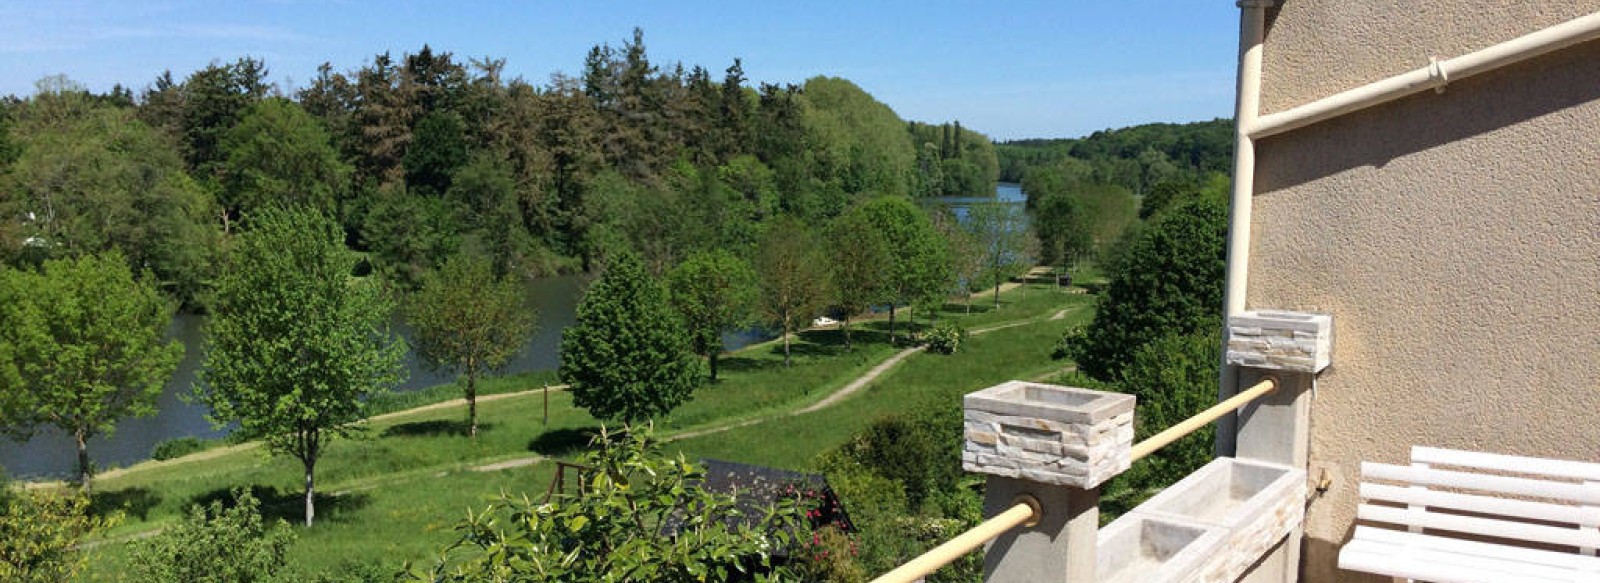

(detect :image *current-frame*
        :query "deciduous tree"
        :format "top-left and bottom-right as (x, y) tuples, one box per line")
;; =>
(406, 253), (536, 437)
(667, 250), (758, 381)
(197, 208), (407, 527)
(1065, 191), (1227, 381)
(964, 202), (1030, 310)
(0, 253), (182, 491)
(755, 218), (829, 365)
(219, 98), (351, 226)
(559, 251), (700, 422)
(826, 206), (891, 348)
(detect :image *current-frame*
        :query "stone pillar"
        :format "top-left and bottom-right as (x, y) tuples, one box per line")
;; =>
(1224, 310), (1334, 583)
(963, 381), (1135, 582)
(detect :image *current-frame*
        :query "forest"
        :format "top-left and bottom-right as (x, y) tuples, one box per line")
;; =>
(0, 29), (999, 307)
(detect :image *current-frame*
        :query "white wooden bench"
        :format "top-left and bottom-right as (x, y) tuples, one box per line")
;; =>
(1339, 446), (1600, 583)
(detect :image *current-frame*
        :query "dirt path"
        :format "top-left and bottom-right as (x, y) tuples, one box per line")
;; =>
(666, 304), (1086, 443)
(367, 385), (565, 423)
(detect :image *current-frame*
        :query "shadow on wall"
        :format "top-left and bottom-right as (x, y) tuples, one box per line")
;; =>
(1302, 522), (1391, 583)
(1255, 40), (1600, 192)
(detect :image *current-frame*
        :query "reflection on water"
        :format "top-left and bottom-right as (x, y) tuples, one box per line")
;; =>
(926, 182), (1027, 221)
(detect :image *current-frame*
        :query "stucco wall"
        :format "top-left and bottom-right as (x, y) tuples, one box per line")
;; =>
(1248, 3), (1600, 581)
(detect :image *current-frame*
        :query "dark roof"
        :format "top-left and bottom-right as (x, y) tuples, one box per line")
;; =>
(659, 458), (853, 547)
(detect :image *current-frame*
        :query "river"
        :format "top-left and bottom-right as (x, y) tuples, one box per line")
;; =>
(1, 184), (1020, 479)
(0, 275), (768, 479)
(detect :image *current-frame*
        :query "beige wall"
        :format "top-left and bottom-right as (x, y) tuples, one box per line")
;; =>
(1247, 2), (1600, 581)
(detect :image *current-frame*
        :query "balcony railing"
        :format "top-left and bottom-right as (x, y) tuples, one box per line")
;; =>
(872, 310), (1332, 583)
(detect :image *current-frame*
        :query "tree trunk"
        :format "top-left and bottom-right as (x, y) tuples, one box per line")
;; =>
(966, 292), (973, 314)
(303, 455), (316, 527)
(842, 315), (852, 349)
(75, 428), (91, 495)
(907, 305), (916, 342)
(710, 351), (720, 381)
(888, 304), (898, 344)
(783, 316), (793, 366)
(467, 369), (478, 438)
(303, 431), (319, 527)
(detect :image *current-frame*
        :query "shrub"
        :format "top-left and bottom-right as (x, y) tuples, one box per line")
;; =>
(130, 490), (295, 583)
(149, 436), (212, 461)
(408, 425), (805, 582)
(924, 322), (967, 355)
(0, 483), (111, 582)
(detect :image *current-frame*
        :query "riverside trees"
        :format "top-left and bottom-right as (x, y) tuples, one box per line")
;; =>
(197, 209), (407, 527)
(0, 253), (181, 492)
(406, 252), (536, 437)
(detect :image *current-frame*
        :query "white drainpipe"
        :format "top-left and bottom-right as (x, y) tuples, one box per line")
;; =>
(1217, 0), (1270, 455)
(1218, 6), (1600, 454)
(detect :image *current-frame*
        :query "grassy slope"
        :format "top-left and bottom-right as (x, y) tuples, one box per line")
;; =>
(75, 284), (1093, 580)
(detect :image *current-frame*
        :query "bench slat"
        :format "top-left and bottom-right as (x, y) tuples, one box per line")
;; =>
(1364, 462), (1600, 505)
(1341, 534), (1589, 583)
(1359, 502), (1600, 549)
(1414, 446), (1600, 482)
(1351, 525), (1600, 571)
(1362, 482), (1595, 526)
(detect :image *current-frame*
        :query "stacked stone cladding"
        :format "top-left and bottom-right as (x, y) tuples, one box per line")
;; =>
(962, 381), (1135, 489)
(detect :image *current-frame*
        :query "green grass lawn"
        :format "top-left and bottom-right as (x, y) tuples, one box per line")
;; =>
(73, 285), (1093, 581)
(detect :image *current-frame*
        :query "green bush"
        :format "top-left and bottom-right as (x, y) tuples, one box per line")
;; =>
(0, 484), (111, 582)
(130, 490), (295, 583)
(149, 436), (213, 461)
(925, 322), (967, 355)
(408, 425), (804, 582)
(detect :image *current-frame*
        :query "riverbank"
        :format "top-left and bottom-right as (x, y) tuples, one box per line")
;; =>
(69, 284), (1093, 580)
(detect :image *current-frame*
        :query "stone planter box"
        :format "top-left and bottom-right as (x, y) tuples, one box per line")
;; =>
(1225, 310), (1333, 373)
(962, 381), (1134, 489)
(1131, 457), (1307, 582)
(1096, 514), (1226, 583)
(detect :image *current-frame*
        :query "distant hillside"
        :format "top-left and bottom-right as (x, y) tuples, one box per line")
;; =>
(996, 119), (1233, 192)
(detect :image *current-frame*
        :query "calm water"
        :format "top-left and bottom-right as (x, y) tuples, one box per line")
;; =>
(0, 275), (771, 479)
(927, 182), (1027, 221)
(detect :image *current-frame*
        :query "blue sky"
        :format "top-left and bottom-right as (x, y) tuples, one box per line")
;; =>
(0, 1), (1240, 140)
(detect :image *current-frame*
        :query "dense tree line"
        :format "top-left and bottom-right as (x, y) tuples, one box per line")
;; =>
(0, 32), (998, 308)
(995, 118), (1232, 189)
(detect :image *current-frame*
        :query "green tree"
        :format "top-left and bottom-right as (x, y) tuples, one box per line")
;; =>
(559, 251), (700, 423)
(4, 89), (220, 306)
(130, 490), (296, 583)
(755, 218), (829, 366)
(1032, 190), (1092, 269)
(826, 206), (891, 348)
(0, 253), (181, 491)
(403, 111), (469, 196)
(0, 482), (110, 582)
(197, 208), (407, 527)
(406, 253), (537, 437)
(407, 426), (804, 582)
(964, 202), (1030, 310)
(1066, 192), (1228, 381)
(219, 98), (351, 226)
(666, 250), (759, 381)
(858, 197), (949, 342)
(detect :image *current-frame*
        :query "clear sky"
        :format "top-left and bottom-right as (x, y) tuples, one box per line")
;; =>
(0, 1), (1241, 141)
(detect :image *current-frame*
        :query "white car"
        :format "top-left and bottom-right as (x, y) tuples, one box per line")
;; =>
(811, 316), (839, 328)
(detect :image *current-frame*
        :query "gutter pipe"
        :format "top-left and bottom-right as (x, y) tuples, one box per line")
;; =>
(1217, 0), (1269, 455)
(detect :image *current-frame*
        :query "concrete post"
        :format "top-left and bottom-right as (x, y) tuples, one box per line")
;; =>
(1224, 310), (1334, 583)
(962, 381), (1135, 582)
